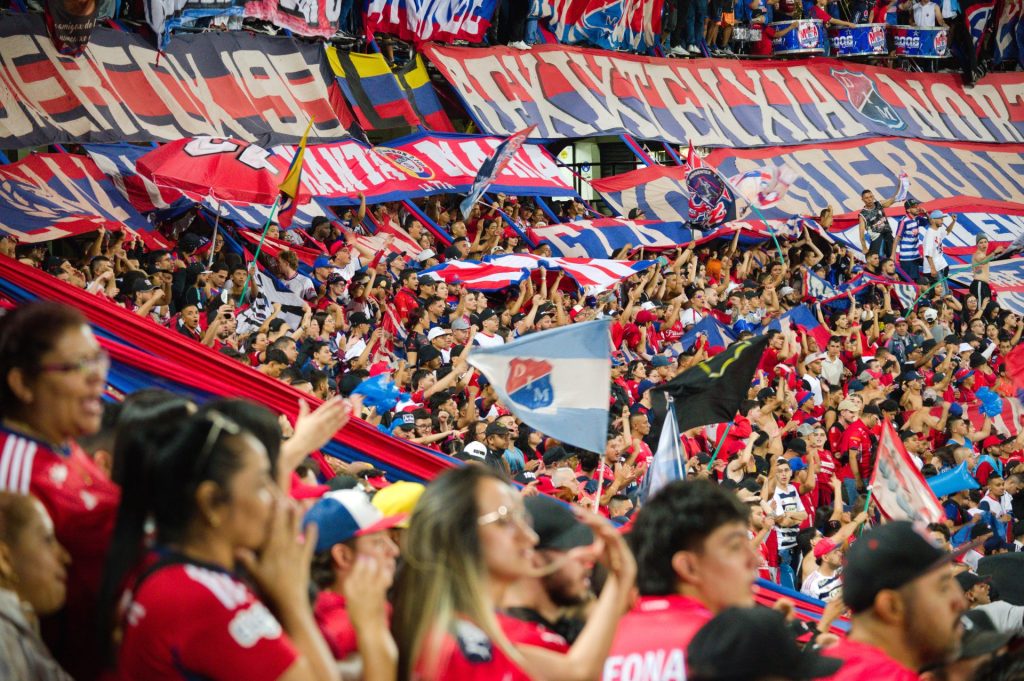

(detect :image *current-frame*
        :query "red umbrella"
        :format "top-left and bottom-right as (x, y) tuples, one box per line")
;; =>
(136, 137), (295, 206)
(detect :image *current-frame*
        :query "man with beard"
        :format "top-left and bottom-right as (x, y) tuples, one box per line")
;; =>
(603, 480), (757, 681)
(820, 521), (967, 680)
(500, 495), (597, 651)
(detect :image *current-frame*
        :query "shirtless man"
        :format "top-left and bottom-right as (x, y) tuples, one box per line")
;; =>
(970, 235), (1006, 305)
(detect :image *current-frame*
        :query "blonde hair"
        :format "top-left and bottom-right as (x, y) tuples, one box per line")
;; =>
(392, 465), (525, 680)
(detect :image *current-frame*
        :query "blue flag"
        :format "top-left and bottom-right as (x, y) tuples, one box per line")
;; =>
(460, 126), (535, 219)
(641, 400), (685, 503)
(467, 320), (611, 454)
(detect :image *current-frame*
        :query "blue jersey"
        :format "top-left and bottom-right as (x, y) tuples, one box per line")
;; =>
(895, 216), (924, 261)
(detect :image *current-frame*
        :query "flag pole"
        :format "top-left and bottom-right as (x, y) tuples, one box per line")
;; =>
(705, 422), (733, 471)
(667, 399), (685, 481)
(859, 486), (873, 536)
(238, 196), (281, 305)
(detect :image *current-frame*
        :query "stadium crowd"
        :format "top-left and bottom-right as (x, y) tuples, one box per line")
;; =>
(1, 184), (1024, 681)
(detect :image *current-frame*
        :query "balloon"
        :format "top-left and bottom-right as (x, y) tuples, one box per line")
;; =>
(927, 462), (980, 497)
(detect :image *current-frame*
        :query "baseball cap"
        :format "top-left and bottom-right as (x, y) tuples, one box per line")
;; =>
(779, 285), (796, 297)
(650, 355), (671, 367)
(326, 272), (345, 285)
(958, 343), (974, 353)
(929, 209), (946, 219)
(901, 370), (923, 382)
(390, 413), (416, 434)
(313, 255), (331, 270)
(796, 423), (816, 437)
(814, 537), (841, 560)
(132, 279), (157, 293)
(485, 421), (509, 438)
(416, 249), (436, 263)
(838, 398), (860, 413)
(371, 481), (425, 529)
(304, 489), (406, 553)
(524, 494), (594, 550)
(842, 521), (968, 613)
(904, 198), (921, 209)
(417, 345), (441, 364)
(427, 327), (451, 342)
(955, 571), (988, 592)
(477, 308), (497, 323)
(451, 317), (470, 331)
(957, 610), (1014, 660)
(806, 352), (827, 364)
(786, 438), (807, 455)
(687, 607), (843, 681)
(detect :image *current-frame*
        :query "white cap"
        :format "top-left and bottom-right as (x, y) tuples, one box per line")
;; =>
(958, 343), (974, 353)
(806, 352), (827, 364)
(640, 301), (656, 311)
(415, 249), (436, 262)
(427, 327), (451, 341)
(922, 307), (938, 321)
(779, 286), (796, 297)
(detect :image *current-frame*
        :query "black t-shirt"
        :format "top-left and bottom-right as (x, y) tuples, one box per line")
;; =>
(860, 201), (890, 241)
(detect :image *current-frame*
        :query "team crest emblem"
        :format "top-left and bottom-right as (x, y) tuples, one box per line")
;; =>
(506, 358), (554, 409)
(686, 168), (730, 226)
(831, 69), (906, 131)
(934, 30), (948, 55)
(374, 147), (435, 180)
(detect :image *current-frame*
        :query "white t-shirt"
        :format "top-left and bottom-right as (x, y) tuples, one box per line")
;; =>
(923, 227), (949, 273)
(473, 332), (505, 348)
(913, 1), (940, 26)
(802, 373), (824, 405)
(772, 484), (805, 551)
(975, 601), (1024, 635)
(679, 307), (704, 327)
(820, 356), (844, 387)
(801, 568), (843, 601)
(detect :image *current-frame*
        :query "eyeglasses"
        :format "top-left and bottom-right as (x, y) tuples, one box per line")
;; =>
(478, 504), (532, 530)
(39, 350), (110, 376)
(193, 411), (242, 478)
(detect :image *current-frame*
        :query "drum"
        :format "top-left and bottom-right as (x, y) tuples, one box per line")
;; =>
(770, 20), (826, 56)
(830, 23), (888, 56)
(889, 25), (949, 58)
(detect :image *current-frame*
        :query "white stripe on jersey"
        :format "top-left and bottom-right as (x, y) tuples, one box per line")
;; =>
(0, 437), (15, 490)
(18, 442), (37, 494)
(1, 437), (26, 492)
(184, 564), (249, 610)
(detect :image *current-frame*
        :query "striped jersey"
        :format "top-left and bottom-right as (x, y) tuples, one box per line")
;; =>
(772, 484), (805, 551)
(895, 216), (924, 261)
(801, 568), (843, 602)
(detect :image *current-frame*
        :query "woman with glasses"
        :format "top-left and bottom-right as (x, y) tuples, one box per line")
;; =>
(108, 410), (337, 681)
(0, 302), (120, 681)
(393, 465), (636, 680)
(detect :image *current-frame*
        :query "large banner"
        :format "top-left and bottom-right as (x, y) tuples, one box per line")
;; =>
(0, 154), (152, 243)
(590, 166), (690, 223)
(529, 218), (692, 258)
(707, 138), (1024, 217)
(280, 133), (576, 205)
(539, 0), (664, 52)
(243, 0), (339, 38)
(423, 45), (1024, 147)
(0, 14), (349, 148)
(364, 0), (497, 44)
(950, 257), (1024, 316)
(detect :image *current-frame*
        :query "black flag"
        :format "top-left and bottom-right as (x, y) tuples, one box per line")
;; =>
(651, 334), (770, 432)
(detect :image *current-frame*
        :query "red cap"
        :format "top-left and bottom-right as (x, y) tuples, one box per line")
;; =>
(535, 476), (558, 495)
(289, 472), (329, 500)
(368, 362), (391, 377)
(365, 475), (390, 490)
(329, 240), (347, 256)
(814, 537), (840, 559)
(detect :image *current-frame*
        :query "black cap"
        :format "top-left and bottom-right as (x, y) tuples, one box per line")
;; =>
(477, 308), (497, 323)
(843, 521), (963, 613)
(955, 571), (988, 592)
(179, 232), (202, 252)
(523, 495), (594, 550)
(958, 610), (1013, 660)
(417, 345), (441, 365)
(485, 422), (508, 438)
(542, 445), (572, 467)
(786, 438), (807, 455)
(687, 607), (843, 681)
(132, 279), (157, 294)
(904, 198), (921, 209)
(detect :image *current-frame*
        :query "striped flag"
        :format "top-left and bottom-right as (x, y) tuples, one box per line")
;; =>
(484, 253), (657, 290)
(468, 320), (612, 454)
(422, 261), (531, 291)
(460, 126), (535, 219)
(641, 399), (685, 503)
(870, 420), (945, 524)
(277, 118), (313, 229)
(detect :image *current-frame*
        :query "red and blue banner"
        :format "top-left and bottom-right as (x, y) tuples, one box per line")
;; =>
(327, 50), (438, 131)
(529, 219), (693, 258)
(364, 0), (497, 44)
(0, 14), (350, 148)
(423, 45), (1024, 147)
(0, 154), (156, 244)
(590, 166), (690, 223)
(460, 126), (535, 218)
(707, 138), (1024, 218)
(538, 0), (664, 52)
(950, 256), (1024, 316)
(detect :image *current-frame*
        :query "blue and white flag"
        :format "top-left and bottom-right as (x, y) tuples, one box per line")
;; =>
(641, 399), (685, 503)
(468, 319), (611, 454)
(460, 126), (535, 219)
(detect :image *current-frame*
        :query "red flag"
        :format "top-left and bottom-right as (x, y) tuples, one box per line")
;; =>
(869, 421), (945, 525)
(1007, 344), (1024, 393)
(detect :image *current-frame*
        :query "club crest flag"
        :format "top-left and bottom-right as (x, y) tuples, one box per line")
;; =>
(460, 126), (536, 219)
(870, 421), (945, 525)
(468, 319), (611, 454)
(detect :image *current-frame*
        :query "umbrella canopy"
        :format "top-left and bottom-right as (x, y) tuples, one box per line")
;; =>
(137, 137), (293, 206)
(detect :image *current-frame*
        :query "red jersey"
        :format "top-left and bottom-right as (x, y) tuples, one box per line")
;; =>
(820, 639), (919, 681)
(393, 287), (420, 323)
(314, 589), (394, 660)
(758, 347), (782, 374)
(118, 562), (298, 681)
(839, 420), (872, 481)
(603, 595), (713, 680)
(498, 611), (570, 653)
(0, 428), (119, 681)
(414, 620), (533, 681)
